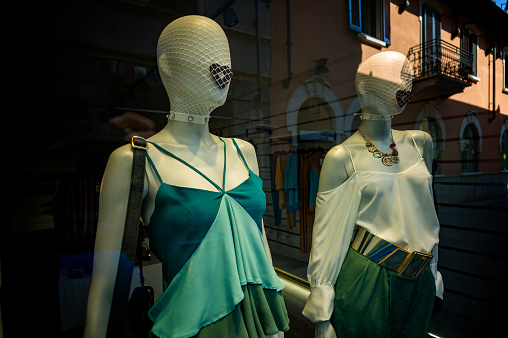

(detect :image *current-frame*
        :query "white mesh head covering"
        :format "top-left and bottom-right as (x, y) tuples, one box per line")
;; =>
(157, 15), (232, 118)
(355, 51), (413, 118)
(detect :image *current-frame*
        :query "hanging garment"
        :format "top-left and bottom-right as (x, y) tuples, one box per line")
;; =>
(145, 138), (289, 338)
(282, 153), (298, 230)
(271, 154), (283, 226)
(284, 154), (299, 211)
(308, 153), (321, 211)
(301, 151), (323, 253)
(274, 155), (285, 210)
(298, 154), (311, 253)
(303, 131), (442, 334)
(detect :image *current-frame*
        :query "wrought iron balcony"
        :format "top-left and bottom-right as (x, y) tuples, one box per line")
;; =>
(407, 38), (474, 97)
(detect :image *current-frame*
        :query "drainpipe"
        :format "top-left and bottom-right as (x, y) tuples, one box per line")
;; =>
(209, 0), (238, 19)
(490, 42), (497, 122)
(255, 0), (262, 105)
(282, 0), (293, 88)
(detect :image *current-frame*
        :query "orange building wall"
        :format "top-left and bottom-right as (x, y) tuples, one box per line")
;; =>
(269, 0), (507, 175)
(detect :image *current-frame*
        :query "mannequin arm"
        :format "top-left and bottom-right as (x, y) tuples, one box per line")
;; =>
(315, 321), (337, 338)
(419, 131), (434, 173)
(414, 132), (443, 304)
(303, 146), (360, 328)
(84, 145), (147, 338)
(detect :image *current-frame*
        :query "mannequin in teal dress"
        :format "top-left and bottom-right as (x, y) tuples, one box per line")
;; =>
(85, 15), (289, 338)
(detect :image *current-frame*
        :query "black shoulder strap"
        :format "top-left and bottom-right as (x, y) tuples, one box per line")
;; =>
(107, 136), (148, 337)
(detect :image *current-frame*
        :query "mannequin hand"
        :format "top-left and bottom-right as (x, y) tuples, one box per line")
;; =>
(315, 321), (337, 338)
(108, 111), (156, 139)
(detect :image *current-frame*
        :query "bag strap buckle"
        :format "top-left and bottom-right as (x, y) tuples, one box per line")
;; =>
(131, 136), (148, 150)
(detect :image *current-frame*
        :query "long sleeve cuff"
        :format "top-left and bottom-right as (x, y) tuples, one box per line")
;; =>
(302, 283), (335, 323)
(433, 268), (444, 299)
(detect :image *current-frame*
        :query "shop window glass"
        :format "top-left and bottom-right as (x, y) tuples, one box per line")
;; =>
(461, 123), (480, 173)
(349, 0), (391, 44)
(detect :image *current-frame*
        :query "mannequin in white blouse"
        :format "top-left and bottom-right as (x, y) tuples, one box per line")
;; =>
(303, 51), (443, 338)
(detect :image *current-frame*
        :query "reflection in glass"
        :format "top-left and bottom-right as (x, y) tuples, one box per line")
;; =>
(419, 116), (442, 175)
(461, 123), (479, 173)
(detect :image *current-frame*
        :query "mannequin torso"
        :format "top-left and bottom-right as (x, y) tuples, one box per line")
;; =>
(319, 120), (432, 194)
(141, 122), (258, 225)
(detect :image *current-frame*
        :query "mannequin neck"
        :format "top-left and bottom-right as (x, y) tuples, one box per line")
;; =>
(159, 118), (216, 147)
(358, 118), (392, 142)
(170, 98), (216, 117)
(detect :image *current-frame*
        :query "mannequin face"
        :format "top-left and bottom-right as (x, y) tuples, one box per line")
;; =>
(355, 51), (413, 117)
(157, 15), (232, 116)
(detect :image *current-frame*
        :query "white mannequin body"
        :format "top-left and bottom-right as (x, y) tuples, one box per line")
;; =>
(304, 52), (440, 338)
(85, 15), (278, 338)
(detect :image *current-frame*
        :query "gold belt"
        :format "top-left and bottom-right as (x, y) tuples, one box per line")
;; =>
(350, 227), (433, 280)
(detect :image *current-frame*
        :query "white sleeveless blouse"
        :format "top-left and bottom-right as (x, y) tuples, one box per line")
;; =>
(302, 131), (443, 323)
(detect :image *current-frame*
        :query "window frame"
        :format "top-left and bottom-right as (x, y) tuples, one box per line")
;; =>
(421, 3), (442, 43)
(349, 0), (391, 46)
(462, 27), (479, 77)
(503, 48), (508, 92)
(459, 112), (483, 174)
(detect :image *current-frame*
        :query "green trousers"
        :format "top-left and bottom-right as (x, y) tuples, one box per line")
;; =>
(333, 248), (435, 338)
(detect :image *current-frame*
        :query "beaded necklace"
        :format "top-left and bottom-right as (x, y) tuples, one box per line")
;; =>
(357, 127), (399, 166)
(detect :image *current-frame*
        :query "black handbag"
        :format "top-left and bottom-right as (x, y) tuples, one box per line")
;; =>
(107, 136), (154, 338)
(124, 226), (155, 338)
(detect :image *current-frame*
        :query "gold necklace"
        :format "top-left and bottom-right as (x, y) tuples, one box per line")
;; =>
(357, 127), (399, 166)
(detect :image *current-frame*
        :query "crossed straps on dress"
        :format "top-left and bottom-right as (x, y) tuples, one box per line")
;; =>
(146, 137), (250, 193)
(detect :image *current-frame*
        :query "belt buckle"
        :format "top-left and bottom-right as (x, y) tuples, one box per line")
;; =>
(397, 251), (433, 280)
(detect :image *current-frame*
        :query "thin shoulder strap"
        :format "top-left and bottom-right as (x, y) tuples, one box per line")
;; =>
(342, 145), (357, 173)
(407, 131), (423, 158)
(217, 136), (227, 191)
(147, 141), (224, 192)
(230, 138), (251, 171)
(146, 153), (163, 184)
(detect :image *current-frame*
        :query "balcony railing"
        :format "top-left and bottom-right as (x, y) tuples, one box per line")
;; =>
(407, 38), (473, 83)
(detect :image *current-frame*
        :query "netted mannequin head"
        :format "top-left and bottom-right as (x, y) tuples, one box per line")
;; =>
(157, 15), (232, 117)
(355, 51), (413, 118)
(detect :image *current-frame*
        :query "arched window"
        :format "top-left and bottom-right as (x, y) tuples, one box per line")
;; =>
(461, 123), (480, 173)
(297, 97), (335, 144)
(419, 116), (443, 174)
(502, 129), (508, 171)
(286, 76), (343, 146)
(415, 103), (446, 175)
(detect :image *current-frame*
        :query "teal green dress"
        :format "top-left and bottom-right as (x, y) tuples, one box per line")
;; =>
(144, 138), (289, 338)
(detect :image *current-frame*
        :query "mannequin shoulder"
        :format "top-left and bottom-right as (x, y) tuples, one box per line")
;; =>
(108, 144), (135, 165)
(231, 138), (257, 159)
(103, 144), (137, 177)
(230, 138), (259, 172)
(403, 129), (433, 151)
(323, 144), (353, 166)
(318, 145), (352, 192)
